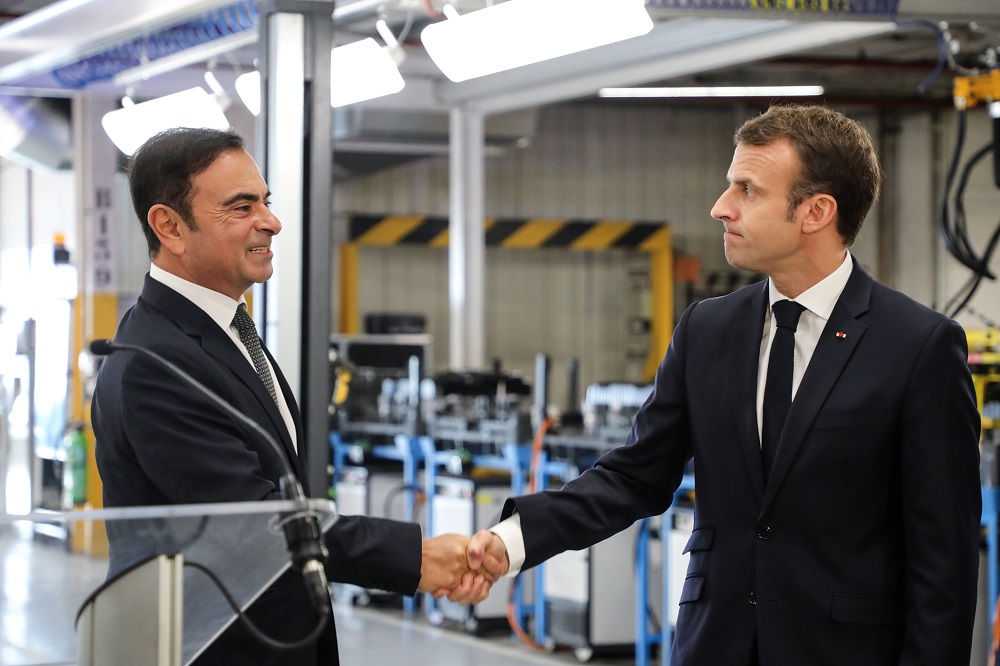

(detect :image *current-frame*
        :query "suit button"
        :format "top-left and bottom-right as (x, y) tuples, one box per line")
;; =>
(748, 592), (757, 606)
(757, 525), (772, 541)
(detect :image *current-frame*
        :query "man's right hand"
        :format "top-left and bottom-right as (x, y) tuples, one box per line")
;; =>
(467, 530), (510, 582)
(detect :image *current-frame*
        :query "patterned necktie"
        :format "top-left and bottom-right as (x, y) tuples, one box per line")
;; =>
(761, 299), (806, 483)
(232, 303), (278, 404)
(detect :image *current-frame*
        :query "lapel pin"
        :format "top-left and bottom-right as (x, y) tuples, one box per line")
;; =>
(835, 331), (847, 339)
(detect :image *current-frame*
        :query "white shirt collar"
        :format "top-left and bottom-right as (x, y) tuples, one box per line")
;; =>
(149, 264), (246, 331)
(768, 252), (853, 322)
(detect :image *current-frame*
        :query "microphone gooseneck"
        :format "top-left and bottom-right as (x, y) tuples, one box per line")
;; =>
(90, 338), (331, 616)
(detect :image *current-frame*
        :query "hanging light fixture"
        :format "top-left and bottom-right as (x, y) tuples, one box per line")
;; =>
(101, 87), (230, 155)
(236, 23), (404, 117)
(329, 33), (405, 108)
(235, 70), (261, 116)
(421, 0), (654, 83)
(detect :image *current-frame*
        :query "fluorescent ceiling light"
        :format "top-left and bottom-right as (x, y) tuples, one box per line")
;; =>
(599, 85), (826, 98)
(101, 87), (230, 155)
(236, 37), (404, 115)
(421, 0), (654, 83)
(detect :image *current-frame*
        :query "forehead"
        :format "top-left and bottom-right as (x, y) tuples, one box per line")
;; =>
(190, 149), (267, 200)
(729, 139), (800, 184)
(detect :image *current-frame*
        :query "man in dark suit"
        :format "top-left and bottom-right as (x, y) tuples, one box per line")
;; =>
(92, 127), (487, 665)
(468, 105), (982, 665)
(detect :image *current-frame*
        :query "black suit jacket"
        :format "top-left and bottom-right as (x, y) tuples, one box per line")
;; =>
(505, 264), (982, 665)
(93, 274), (422, 665)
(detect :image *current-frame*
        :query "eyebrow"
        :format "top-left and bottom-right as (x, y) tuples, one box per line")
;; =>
(222, 190), (271, 206)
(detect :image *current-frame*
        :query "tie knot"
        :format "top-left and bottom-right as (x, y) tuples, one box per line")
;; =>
(232, 303), (256, 334)
(772, 300), (806, 332)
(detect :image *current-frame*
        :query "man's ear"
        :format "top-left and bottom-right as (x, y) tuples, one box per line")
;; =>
(800, 193), (838, 236)
(148, 204), (186, 256)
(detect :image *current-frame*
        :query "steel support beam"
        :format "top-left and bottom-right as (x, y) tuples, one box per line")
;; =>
(257, 0), (333, 497)
(448, 105), (485, 371)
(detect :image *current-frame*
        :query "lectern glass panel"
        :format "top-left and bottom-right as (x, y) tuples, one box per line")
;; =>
(0, 500), (337, 666)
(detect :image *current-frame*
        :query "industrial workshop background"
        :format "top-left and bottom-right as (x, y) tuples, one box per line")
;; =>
(0, 0), (999, 664)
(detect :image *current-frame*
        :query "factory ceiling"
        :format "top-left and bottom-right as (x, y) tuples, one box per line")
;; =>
(0, 0), (997, 174)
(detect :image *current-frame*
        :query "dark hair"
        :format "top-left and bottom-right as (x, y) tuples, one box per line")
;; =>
(734, 105), (882, 247)
(128, 127), (246, 257)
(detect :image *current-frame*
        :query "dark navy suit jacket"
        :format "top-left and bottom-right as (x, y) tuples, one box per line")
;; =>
(505, 264), (981, 665)
(93, 274), (422, 665)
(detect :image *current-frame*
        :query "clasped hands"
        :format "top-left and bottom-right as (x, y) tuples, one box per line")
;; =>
(417, 530), (510, 604)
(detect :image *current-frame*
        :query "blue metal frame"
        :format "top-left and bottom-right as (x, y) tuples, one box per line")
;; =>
(983, 486), (999, 627)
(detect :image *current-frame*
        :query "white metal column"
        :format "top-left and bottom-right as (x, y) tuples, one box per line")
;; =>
(448, 104), (485, 371)
(258, 0), (333, 496)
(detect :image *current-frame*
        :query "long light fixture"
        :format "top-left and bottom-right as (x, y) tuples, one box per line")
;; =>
(235, 34), (404, 116)
(421, 0), (654, 83)
(599, 85), (826, 98)
(101, 87), (230, 155)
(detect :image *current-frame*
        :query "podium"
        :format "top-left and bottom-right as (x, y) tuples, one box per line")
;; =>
(0, 499), (337, 665)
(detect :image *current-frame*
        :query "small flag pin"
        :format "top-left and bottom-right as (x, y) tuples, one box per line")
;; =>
(835, 331), (847, 339)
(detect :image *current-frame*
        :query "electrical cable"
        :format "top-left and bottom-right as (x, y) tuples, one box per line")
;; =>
(383, 483), (425, 520)
(893, 20), (951, 94)
(505, 576), (549, 652)
(528, 416), (558, 493)
(938, 112), (1000, 316)
(503, 415), (559, 653)
(421, 0), (446, 20)
(938, 111), (985, 276)
(185, 560), (329, 650)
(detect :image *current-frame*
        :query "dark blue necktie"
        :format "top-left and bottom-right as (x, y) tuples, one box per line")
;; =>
(762, 300), (806, 483)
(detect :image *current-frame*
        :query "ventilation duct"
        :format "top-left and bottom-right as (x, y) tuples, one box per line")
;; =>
(0, 95), (72, 171)
(49, 1), (257, 89)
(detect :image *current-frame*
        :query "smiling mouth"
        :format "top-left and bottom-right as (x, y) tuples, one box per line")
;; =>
(249, 247), (270, 254)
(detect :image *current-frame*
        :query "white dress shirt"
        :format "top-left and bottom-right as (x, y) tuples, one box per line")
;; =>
(756, 252), (853, 443)
(492, 252), (855, 577)
(149, 264), (298, 451)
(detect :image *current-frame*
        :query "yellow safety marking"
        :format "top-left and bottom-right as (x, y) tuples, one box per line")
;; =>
(429, 218), (497, 248)
(340, 244), (360, 334)
(638, 225), (672, 251)
(355, 215), (425, 245)
(571, 221), (633, 250)
(501, 219), (564, 248)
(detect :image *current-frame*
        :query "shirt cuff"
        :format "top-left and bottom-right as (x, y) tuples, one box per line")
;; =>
(489, 513), (526, 577)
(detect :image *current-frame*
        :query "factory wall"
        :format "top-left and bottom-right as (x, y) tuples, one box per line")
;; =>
(333, 103), (896, 404)
(2, 103), (997, 410)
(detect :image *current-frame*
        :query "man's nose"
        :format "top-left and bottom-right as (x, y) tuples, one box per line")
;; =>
(710, 191), (730, 221)
(261, 208), (281, 234)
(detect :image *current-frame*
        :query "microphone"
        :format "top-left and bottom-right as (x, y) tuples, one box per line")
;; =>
(89, 339), (331, 617)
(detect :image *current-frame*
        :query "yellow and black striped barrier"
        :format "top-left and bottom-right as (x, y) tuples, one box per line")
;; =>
(340, 214), (672, 381)
(346, 214), (670, 250)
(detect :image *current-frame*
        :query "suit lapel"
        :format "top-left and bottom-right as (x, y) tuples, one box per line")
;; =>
(140, 276), (302, 473)
(760, 265), (872, 514)
(730, 282), (769, 502)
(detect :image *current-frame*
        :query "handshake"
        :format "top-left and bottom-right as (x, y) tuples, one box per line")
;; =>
(416, 530), (511, 604)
